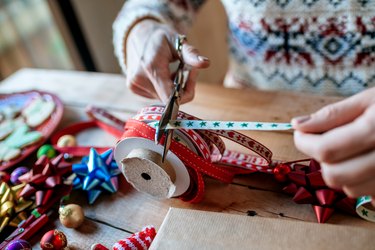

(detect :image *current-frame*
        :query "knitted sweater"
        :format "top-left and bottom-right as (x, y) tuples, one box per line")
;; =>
(113, 0), (375, 96)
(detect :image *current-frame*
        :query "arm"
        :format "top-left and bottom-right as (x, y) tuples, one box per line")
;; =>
(292, 87), (375, 206)
(113, 0), (209, 103)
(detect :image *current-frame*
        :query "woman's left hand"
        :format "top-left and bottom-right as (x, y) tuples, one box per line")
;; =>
(292, 87), (375, 206)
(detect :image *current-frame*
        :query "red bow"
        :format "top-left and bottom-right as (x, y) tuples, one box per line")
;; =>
(18, 154), (72, 207)
(274, 159), (356, 223)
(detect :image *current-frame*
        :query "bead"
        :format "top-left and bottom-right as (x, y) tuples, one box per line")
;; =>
(0, 171), (10, 183)
(40, 229), (67, 250)
(37, 144), (56, 159)
(5, 239), (32, 250)
(59, 204), (85, 228)
(57, 135), (77, 147)
(273, 164), (292, 182)
(10, 166), (29, 185)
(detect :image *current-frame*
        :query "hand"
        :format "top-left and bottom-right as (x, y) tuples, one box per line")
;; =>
(125, 20), (210, 103)
(292, 87), (375, 206)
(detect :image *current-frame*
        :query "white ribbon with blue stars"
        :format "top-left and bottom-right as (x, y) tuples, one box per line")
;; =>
(149, 120), (292, 131)
(356, 196), (375, 222)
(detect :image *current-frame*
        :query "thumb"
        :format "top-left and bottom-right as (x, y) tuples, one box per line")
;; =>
(181, 43), (210, 68)
(292, 96), (366, 133)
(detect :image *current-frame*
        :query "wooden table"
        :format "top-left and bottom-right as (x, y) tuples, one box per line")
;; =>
(1, 68), (374, 249)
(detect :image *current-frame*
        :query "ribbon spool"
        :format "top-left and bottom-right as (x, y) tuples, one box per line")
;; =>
(114, 106), (275, 203)
(115, 139), (190, 199)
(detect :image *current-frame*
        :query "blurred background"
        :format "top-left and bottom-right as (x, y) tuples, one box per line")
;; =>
(0, 0), (228, 83)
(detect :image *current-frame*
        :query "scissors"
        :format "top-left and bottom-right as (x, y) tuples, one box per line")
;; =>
(155, 35), (188, 162)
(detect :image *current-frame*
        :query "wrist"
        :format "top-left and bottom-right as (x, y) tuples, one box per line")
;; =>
(124, 18), (161, 64)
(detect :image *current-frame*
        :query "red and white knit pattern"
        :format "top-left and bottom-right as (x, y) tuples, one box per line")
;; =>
(112, 226), (156, 250)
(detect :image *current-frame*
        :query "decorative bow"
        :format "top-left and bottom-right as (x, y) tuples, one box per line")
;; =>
(18, 154), (72, 207)
(72, 148), (120, 204)
(0, 182), (33, 232)
(274, 159), (356, 223)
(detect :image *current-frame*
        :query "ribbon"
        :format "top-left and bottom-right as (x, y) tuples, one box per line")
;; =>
(72, 148), (121, 204)
(149, 120), (292, 131)
(115, 106), (279, 203)
(274, 160), (357, 223)
(356, 196), (375, 222)
(52, 106), (364, 223)
(18, 154), (72, 207)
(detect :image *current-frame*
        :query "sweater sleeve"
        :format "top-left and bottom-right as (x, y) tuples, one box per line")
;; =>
(113, 0), (206, 74)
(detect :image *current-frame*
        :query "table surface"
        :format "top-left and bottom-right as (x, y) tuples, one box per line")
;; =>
(1, 68), (374, 249)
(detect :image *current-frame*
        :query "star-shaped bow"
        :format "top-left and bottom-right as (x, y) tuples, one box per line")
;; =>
(72, 148), (120, 204)
(0, 182), (33, 232)
(18, 154), (72, 207)
(274, 159), (356, 223)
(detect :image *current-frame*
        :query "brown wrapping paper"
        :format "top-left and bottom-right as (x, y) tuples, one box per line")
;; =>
(150, 208), (375, 250)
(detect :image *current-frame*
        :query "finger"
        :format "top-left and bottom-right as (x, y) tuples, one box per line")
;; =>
(142, 60), (174, 103)
(181, 43), (210, 68)
(293, 108), (375, 163)
(320, 150), (375, 189)
(291, 92), (370, 133)
(342, 179), (375, 198)
(180, 68), (198, 104)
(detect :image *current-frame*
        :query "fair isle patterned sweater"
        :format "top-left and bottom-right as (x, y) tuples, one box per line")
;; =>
(113, 0), (375, 96)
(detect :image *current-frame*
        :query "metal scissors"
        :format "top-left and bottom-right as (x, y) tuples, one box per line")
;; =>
(155, 35), (188, 162)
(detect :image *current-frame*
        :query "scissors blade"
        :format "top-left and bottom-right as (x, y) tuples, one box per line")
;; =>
(161, 92), (180, 162)
(155, 94), (174, 144)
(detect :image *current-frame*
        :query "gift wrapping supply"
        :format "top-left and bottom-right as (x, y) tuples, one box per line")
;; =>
(52, 105), (367, 223)
(356, 196), (375, 222)
(114, 105), (283, 202)
(148, 120), (292, 131)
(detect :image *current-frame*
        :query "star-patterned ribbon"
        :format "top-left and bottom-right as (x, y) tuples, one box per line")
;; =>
(356, 196), (375, 222)
(149, 120), (292, 131)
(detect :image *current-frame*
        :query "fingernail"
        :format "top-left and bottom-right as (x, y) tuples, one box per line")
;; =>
(292, 115), (311, 125)
(198, 56), (209, 62)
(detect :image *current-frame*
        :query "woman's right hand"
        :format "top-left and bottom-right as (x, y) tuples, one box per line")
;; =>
(125, 19), (210, 104)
